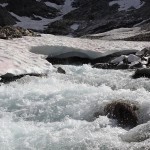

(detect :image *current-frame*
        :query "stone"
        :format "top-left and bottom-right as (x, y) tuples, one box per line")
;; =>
(104, 100), (138, 128)
(92, 63), (117, 69)
(132, 68), (150, 79)
(127, 54), (141, 63)
(111, 55), (126, 64)
(116, 62), (129, 69)
(0, 73), (47, 84)
(57, 67), (66, 74)
(136, 47), (150, 57)
(129, 61), (143, 69)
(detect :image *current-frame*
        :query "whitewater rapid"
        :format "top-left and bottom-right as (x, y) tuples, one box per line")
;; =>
(0, 65), (150, 150)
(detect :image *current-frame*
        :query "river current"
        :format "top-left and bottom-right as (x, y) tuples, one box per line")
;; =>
(0, 65), (150, 150)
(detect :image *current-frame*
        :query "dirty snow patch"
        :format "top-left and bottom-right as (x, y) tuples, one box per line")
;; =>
(109, 0), (145, 11)
(70, 24), (79, 30)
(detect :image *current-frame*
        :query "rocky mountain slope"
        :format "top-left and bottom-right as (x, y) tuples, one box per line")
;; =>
(0, 0), (150, 36)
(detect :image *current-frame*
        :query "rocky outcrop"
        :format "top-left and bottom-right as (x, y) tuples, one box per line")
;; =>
(46, 50), (138, 66)
(0, 0), (150, 36)
(0, 26), (40, 39)
(0, 6), (16, 27)
(45, 0), (150, 36)
(6, 0), (59, 19)
(93, 48), (150, 70)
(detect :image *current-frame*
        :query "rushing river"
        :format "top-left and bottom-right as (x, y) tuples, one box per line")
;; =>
(0, 65), (150, 150)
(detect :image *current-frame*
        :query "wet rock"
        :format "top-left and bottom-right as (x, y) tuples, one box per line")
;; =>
(127, 54), (141, 63)
(0, 73), (47, 84)
(111, 55), (126, 64)
(104, 100), (138, 128)
(129, 61), (143, 69)
(92, 63), (117, 69)
(7, 0), (59, 19)
(46, 56), (91, 65)
(116, 62), (129, 69)
(57, 67), (66, 74)
(132, 68), (150, 79)
(136, 47), (150, 57)
(92, 50), (138, 64)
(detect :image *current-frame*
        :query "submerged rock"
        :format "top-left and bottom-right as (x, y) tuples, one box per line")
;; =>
(57, 67), (66, 74)
(104, 100), (138, 128)
(132, 68), (150, 79)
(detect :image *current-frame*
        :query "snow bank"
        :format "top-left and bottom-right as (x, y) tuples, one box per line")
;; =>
(86, 27), (150, 40)
(1, 34), (150, 76)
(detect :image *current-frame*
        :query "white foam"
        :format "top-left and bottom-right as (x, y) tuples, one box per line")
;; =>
(0, 65), (150, 149)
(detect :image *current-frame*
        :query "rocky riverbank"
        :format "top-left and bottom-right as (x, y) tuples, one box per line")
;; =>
(0, 26), (40, 39)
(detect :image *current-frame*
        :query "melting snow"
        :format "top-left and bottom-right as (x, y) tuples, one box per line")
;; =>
(109, 0), (145, 11)
(9, 0), (76, 30)
(1, 34), (150, 75)
(0, 3), (8, 7)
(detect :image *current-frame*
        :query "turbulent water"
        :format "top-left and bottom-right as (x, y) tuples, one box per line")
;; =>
(0, 65), (150, 150)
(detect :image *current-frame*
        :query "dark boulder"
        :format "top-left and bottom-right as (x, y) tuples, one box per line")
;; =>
(0, 72), (47, 84)
(136, 47), (150, 57)
(129, 61), (143, 69)
(57, 67), (66, 74)
(46, 56), (92, 65)
(132, 68), (150, 79)
(104, 100), (139, 128)
(92, 63), (117, 69)
(116, 63), (129, 69)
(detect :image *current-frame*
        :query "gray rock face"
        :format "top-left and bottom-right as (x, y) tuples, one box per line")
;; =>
(6, 0), (59, 19)
(0, 0), (59, 29)
(45, 0), (150, 36)
(0, 6), (16, 26)
(0, 0), (150, 36)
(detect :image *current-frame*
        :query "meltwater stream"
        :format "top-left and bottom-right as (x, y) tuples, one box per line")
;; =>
(0, 65), (150, 150)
